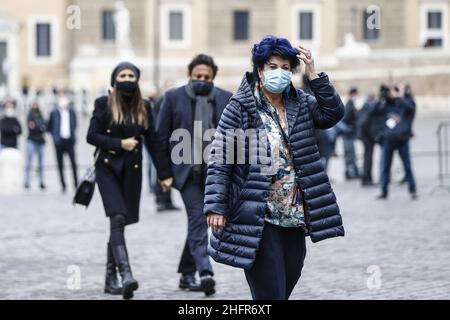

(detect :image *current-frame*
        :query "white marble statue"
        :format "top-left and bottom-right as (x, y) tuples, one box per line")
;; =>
(114, 1), (134, 58)
(336, 33), (371, 57)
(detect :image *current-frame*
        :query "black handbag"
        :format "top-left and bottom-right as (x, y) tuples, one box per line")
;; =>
(73, 149), (99, 208)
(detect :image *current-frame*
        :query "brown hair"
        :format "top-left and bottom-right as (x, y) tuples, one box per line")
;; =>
(108, 84), (148, 129)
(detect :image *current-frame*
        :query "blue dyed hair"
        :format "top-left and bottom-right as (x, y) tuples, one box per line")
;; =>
(251, 36), (300, 81)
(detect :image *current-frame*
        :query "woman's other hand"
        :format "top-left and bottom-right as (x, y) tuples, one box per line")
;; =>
(160, 177), (173, 192)
(207, 214), (227, 233)
(121, 137), (138, 151)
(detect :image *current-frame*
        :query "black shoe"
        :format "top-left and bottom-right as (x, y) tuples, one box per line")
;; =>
(40, 183), (46, 190)
(157, 203), (181, 212)
(24, 183), (30, 190)
(179, 274), (202, 291)
(362, 180), (374, 187)
(411, 192), (418, 200)
(112, 245), (139, 299)
(200, 275), (216, 296)
(376, 193), (388, 200)
(104, 242), (122, 295)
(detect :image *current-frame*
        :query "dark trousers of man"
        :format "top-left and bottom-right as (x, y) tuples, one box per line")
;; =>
(343, 135), (359, 178)
(178, 177), (213, 277)
(244, 223), (306, 300)
(380, 139), (417, 195)
(361, 139), (375, 184)
(55, 139), (78, 190)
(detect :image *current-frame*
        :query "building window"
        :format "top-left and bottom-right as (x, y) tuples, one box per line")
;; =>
(28, 16), (58, 64)
(0, 42), (7, 85)
(233, 11), (249, 41)
(292, 3), (320, 48)
(36, 23), (51, 56)
(421, 2), (448, 49)
(363, 10), (380, 41)
(428, 11), (442, 29)
(161, 3), (192, 48)
(102, 10), (116, 41)
(169, 11), (183, 40)
(299, 11), (313, 40)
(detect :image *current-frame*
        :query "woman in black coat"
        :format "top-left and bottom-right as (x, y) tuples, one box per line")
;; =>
(204, 36), (345, 300)
(87, 62), (172, 299)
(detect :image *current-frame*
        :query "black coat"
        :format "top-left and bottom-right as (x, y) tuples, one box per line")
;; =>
(86, 96), (171, 225)
(378, 97), (415, 144)
(204, 72), (345, 270)
(341, 99), (358, 137)
(47, 107), (77, 145)
(0, 116), (22, 148)
(156, 85), (233, 190)
(27, 110), (46, 144)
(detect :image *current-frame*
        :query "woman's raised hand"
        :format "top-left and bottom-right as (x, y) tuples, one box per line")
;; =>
(297, 45), (319, 81)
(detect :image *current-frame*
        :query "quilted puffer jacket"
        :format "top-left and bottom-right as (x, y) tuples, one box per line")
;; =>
(204, 72), (345, 270)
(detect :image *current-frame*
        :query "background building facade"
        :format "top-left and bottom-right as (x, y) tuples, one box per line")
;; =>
(0, 0), (449, 108)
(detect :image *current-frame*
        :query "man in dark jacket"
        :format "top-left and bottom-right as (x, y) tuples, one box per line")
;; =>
(0, 100), (22, 149)
(157, 54), (232, 295)
(356, 92), (384, 186)
(47, 90), (78, 193)
(339, 87), (360, 179)
(377, 85), (417, 199)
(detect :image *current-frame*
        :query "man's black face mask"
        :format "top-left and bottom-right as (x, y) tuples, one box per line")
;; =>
(191, 80), (214, 96)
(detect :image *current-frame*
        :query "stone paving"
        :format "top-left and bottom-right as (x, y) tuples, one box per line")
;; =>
(0, 113), (449, 300)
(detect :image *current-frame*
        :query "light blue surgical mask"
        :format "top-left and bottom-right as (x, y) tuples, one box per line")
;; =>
(262, 68), (292, 94)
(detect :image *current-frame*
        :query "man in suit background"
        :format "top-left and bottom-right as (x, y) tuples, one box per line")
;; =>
(157, 54), (232, 296)
(47, 90), (78, 193)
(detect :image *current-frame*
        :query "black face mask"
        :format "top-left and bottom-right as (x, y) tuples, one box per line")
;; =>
(191, 80), (213, 96)
(116, 81), (138, 95)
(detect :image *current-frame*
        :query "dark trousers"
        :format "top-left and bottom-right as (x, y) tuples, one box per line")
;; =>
(55, 139), (78, 189)
(380, 139), (417, 195)
(244, 223), (306, 300)
(110, 214), (126, 247)
(178, 178), (213, 277)
(343, 136), (359, 178)
(362, 139), (375, 183)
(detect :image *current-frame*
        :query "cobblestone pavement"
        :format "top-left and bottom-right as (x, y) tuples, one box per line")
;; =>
(0, 114), (449, 300)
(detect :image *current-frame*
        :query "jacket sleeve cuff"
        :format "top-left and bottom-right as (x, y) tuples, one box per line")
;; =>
(157, 168), (172, 181)
(110, 138), (122, 151)
(309, 72), (330, 90)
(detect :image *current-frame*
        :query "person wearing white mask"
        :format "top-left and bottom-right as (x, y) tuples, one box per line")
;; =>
(204, 36), (345, 300)
(0, 100), (22, 149)
(47, 90), (78, 193)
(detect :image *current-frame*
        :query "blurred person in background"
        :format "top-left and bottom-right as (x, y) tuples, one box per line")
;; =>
(157, 54), (232, 296)
(0, 100), (22, 149)
(24, 101), (47, 190)
(47, 90), (78, 193)
(398, 82), (416, 185)
(301, 74), (337, 173)
(87, 62), (172, 299)
(376, 84), (417, 200)
(356, 91), (384, 186)
(146, 85), (180, 212)
(338, 87), (360, 180)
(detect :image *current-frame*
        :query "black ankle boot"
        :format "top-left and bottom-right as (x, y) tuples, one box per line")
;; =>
(104, 242), (122, 295)
(112, 244), (139, 299)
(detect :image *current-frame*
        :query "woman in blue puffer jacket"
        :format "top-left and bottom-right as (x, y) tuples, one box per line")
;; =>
(204, 36), (345, 300)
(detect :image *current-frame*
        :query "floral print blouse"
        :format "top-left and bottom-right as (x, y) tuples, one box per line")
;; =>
(256, 89), (305, 228)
